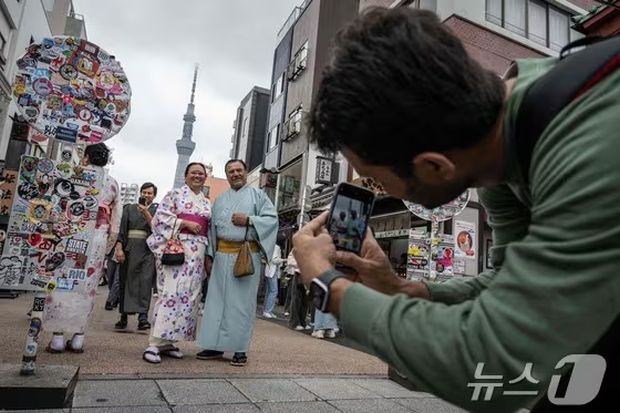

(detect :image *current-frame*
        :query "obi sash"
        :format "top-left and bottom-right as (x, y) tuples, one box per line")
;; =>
(178, 213), (209, 237)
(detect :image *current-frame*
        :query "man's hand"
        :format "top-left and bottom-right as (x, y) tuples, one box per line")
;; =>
(114, 247), (125, 264)
(293, 211), (336, 287)
(232, 213), (249, 227)
(337, 229), (430, 299)
(204, 256), (213, 276)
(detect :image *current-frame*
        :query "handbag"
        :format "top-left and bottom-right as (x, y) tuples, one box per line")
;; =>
(233, 226), (254, 277)
(161, 219), (185, 266)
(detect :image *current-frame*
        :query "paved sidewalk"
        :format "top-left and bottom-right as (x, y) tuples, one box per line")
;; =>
(4, 375), (467, 412)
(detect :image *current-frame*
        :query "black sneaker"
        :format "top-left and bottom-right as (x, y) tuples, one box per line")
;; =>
(105, 302), (115, 311)
(196, 349), (224, 360)
(230, 352), (247, 366)
(137, 320), (151, 331)
(114, 317), (128, 330)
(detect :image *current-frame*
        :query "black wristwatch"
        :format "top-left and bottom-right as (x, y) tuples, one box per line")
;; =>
(310, 268), (347, 313)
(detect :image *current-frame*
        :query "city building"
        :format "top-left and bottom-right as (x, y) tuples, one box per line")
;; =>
(230, 86), (270, 173)
(173, 66), (198, 188)
(262, 0), (360, 238)
(357, 0), (594, 276)
(203, 175), (230, 202)
(573, 0), (620, 36)
(119, 183), (139, 205)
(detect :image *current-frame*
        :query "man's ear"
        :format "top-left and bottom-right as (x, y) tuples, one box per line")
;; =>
(412, 152), (456, 184)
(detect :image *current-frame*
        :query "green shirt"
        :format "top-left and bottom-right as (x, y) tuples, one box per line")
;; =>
(340, 58), (620, 412)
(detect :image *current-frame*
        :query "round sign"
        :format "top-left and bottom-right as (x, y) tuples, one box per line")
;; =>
(403, 189), (470, 222)
(13, 36), (131, 143)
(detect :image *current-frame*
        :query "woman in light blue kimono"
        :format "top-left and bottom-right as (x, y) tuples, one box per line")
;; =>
(142, 162), (211, 364)
(196, 159), (277, 366)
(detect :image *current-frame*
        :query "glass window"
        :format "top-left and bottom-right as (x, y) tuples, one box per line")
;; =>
(549, 6), (569, 52)
(528, 0), (547, 46)
(485, 0), (572, 52)
(504, 0), (526, 37)
(268, 124), (279, 149)
(485, 0), (502, 26)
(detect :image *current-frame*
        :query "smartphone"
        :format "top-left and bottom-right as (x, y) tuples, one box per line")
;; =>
(327, 182), (375, 255)
(138, 196), (146, 206)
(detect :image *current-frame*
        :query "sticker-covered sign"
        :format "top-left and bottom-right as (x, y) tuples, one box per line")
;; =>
(403, 189), (470, 222)
(13, 37), (131, 143)
(0, 156), (102, 292)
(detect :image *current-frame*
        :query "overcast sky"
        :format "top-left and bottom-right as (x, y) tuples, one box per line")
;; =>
(72, 0), (301, 199)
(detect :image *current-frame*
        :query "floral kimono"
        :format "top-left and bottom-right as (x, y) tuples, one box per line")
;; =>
(147, 185), (211, 342)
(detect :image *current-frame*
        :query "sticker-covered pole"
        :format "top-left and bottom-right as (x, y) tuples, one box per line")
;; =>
(20, 292), (46, 376)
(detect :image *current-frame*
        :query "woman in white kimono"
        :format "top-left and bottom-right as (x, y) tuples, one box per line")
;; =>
(44, 143), (121, 353)
(143, 162), (211, 363)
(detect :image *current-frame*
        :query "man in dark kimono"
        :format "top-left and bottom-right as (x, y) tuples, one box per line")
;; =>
(114, 182), (158, 330)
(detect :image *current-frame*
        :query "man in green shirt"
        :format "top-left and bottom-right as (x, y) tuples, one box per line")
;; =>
(293, 7), (619, 413)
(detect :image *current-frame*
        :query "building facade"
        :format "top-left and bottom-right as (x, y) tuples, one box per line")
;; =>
(120, 183), (139, 205)
(230, 86), (270, 172)
(262, 0), (360, 236)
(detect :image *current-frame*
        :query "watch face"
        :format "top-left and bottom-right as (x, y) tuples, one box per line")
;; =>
(310, 280), (328, 312)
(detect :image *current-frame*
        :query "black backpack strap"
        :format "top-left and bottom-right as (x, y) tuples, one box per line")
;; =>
(514, 35), (620, 184)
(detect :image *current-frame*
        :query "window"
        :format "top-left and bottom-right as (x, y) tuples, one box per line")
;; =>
(268, 123), (280, 149)
(485, 0), (573, 52)
(242, 118), (248, 136)
(284, 107), (302, 139)
(272, 72), (285, 102)
(528, 0), (547, 46)
(549, 5), (569, 52)
(288, 41), (308, 81)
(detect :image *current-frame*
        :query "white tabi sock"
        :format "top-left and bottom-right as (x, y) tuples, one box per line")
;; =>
(71, 333), (84, 350)
(51, 333), (65, 351)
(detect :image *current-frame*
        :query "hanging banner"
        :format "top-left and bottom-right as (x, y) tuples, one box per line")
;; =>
(13, 37), (131, 143)
(0, 169), (18, 216)
(0, 156), (102, 292)
(455, 220), (477, 260)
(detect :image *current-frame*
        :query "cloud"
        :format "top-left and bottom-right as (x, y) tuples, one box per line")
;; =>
(73, 0), (301, 199)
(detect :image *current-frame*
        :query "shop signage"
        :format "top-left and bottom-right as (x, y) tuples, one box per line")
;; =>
(375, 229), (409, 239)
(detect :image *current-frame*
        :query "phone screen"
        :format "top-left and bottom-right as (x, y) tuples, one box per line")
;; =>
(327, 183), (375, 254)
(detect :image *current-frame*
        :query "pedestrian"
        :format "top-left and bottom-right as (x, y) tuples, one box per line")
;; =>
(262, 237), (284, 318)
(196, 159), (278, 366)
(293, 7), (619, 412)
(311, 309), (338, 339)
(286, 248), (310, 331)
(114, 182), (158, 331)
(104, 251), (120, 310)
(142, 163), (212, 364)
(44, 143), (121, 354)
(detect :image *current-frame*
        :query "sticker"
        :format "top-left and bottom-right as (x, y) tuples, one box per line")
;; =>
(59, 64), (78, 80)
(45, 252), (65, 272)
(60, 149), (72, 162)
(66, 239), (88, 254)
(37, 159), (54, 174)
(33, 78), (53, 96)
(32, 297), (46, 312)
(56, 163), (72, 178)
(54, 179), (74, 197)
(29, 200), (52, 222)
(17, 182), (40, 200)
(45, 279), (57, 292)
(83, 195), (97, 209)
(67, 200), (85, 220)
(78, 108), (92, 121)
